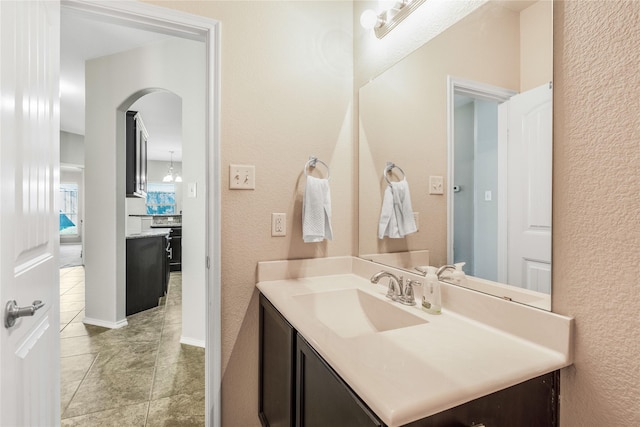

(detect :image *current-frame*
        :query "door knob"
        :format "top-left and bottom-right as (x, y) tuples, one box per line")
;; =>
(4, 300), (45, 328)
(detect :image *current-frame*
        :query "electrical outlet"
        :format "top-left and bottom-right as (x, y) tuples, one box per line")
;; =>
(429, 176), (444, 195)
(271, 213), (286, 237)
(229, 164), (255, 190)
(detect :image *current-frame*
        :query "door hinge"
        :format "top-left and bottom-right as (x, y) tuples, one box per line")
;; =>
(206, 256), (210, 269)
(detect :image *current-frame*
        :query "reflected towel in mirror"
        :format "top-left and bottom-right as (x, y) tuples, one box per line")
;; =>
(378, 180), (417, 239)
(303, 176), (333, 242)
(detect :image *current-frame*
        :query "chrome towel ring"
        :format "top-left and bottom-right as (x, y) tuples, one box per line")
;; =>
(384, 161), (406, 184)
(305, 156), (330, 179)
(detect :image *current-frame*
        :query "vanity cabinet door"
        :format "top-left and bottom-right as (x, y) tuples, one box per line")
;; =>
(404, 371), (558, 427)
(296, 335), (384, 427)
(259, 294), (296, 427)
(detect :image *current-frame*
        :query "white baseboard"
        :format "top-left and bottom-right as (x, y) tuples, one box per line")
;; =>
(83, 316), (128, 329)
(180, 336), (205, 348)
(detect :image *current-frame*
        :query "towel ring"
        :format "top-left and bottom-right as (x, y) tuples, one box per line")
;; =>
(305, 156), (330, 179)
(384, 162), (406, 184)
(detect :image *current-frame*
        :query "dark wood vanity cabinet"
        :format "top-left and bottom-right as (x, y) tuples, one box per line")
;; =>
(259, 293), (558, 427)
(259, 295), (380, 427)
(259, 294), (296, 427)
(296, 335), (383, 427)
(404, 372), (558, 427)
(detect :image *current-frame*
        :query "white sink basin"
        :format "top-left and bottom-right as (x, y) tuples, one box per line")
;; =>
(292, 288), (427, 338)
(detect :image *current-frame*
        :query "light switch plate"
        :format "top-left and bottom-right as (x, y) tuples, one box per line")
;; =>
(187, 182), (197, 198)
(413, 212), (419, 231)
(229, 164), (256, 190)
(429, 176), (444, 195)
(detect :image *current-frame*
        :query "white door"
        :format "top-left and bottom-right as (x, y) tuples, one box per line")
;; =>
(0, 1), (61, 425)
(505, 83), (552, 292)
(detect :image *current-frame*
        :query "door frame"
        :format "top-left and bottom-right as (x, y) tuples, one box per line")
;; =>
(61, 1), (221, 426)
(446, 76), (516, 267)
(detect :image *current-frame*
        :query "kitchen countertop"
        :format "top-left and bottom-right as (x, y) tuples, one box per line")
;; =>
(125, 229), (170, 239)
(256, 257), (573, 427)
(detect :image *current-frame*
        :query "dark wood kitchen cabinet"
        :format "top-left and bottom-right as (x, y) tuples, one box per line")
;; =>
(126, 235), (168, 316)
(168, 227), (182, 271)
(126, 110), (148, 198)
(259, 293), (559, 427)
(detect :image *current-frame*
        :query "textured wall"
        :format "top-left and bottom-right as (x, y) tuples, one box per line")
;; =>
(145, 2), (354, 425)
(553, 2), (640, 425)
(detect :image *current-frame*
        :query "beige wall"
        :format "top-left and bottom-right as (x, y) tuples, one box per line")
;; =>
(145, 1), (353, 425)
(143, 1), (640, 425)
(520, 0), (553, 91)
(553, 2), (640, 425)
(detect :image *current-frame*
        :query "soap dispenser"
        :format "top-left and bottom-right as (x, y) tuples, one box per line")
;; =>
(452, 262), (467, 285)
(421, 266), (441, 315)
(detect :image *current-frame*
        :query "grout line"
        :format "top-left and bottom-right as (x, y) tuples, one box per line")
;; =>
(144, 272), (175, 426)
(61, 352), (101, 419)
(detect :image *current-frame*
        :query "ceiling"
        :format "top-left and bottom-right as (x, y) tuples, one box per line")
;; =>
(60, 9), (182, 161)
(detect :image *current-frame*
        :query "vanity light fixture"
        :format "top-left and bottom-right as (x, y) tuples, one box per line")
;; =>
(162, 151), (182, 183)
(360, 0), (426, 39)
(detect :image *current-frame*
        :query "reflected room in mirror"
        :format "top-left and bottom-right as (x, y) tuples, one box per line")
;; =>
(358, 0), (552, 310)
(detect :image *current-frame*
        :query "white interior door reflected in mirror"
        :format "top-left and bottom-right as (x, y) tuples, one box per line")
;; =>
(450, 81), (552, 295)
(502, 84), (552, 293)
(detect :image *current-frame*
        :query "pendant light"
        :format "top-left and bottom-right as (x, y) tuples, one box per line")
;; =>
(163, 151), (182, 183)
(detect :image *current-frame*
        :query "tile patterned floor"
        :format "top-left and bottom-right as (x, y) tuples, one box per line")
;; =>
(59, 267), (205, 426)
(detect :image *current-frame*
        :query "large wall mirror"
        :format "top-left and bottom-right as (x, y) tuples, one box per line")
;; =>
(358, 0), (552, 310)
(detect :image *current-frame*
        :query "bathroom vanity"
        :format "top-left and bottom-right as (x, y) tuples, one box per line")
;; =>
(257, 257), (572, 427)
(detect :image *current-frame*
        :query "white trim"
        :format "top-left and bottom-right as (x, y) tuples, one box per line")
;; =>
(180, 336), (206, 348)
(496, 102), (509, 283)
(82, 316), (128, 329)
(446, 76), (516, 265)
(62, 2), (221, 427)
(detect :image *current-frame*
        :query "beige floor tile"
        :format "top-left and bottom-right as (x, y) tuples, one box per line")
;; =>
(62, 286), (85, 295)
(61, 301), (86, 312)
(60, 292), (85, 303)
(61, 353), (98, 382)
(60, 335), (106, 358)
(151, 359), (205, 400)
(146, 392), (205, 427)
(61, 402), (149, 426)
(87, 343), (159, 377)
(60, 380), (82, 415)
(63, 367), (155, 418)
(60, 310), (82, 325)
(60, 322), (107, 339)
(59, 268), (204, 425)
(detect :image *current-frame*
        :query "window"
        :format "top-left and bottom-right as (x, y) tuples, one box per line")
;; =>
(59, 183), (79, 236)
(146, 183), (176, 215)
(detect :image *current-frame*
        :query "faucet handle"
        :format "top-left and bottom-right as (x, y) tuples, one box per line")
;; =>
(399, 279), (418, 306)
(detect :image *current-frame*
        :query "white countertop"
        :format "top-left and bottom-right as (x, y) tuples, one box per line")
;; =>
(257, 258), (573, 426)
(125, 229), (170, 239)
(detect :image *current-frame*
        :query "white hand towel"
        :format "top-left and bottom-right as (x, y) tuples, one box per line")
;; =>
(378, 180), (417, 239)
(303, 176), (333, 243)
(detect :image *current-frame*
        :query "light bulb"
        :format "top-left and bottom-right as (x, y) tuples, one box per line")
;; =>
(360, 9), (381, 30)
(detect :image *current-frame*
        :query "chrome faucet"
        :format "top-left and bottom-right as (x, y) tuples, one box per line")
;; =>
(370, 271), (417, 306)
(436, 265), (456, 280)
